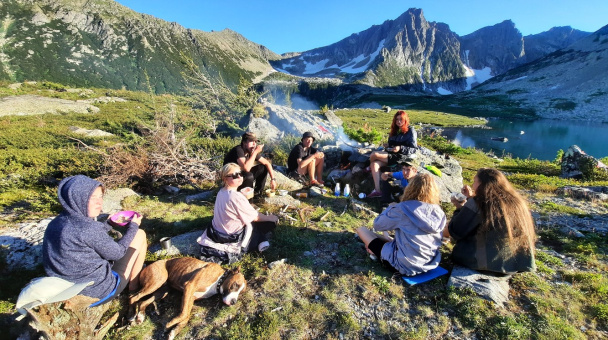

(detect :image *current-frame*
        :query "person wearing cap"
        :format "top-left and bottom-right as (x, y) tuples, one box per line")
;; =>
(224, 132), (277, 197)
(367, 110), (418, 198)
(42, 175), (147, 304)
(287, 131), (325, 187)
(379, 158), (418, 204)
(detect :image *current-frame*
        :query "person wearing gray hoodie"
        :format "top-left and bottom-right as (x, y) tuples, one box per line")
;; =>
(357, 173), (446, 276)
(42, 175), (147, 303)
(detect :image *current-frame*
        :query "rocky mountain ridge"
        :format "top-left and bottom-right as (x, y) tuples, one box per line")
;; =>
(271, 9), (591, 94)
(463, 24), (608, 121)
(0, 0), (279, 93)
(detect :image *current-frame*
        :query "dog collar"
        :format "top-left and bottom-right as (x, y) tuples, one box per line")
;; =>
(216, 270), (229, 293)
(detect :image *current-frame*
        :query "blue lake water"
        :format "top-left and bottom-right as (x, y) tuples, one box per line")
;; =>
(441, 119), (608, 161)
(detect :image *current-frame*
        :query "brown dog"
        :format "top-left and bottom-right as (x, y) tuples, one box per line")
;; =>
(129, 257), (246, 339)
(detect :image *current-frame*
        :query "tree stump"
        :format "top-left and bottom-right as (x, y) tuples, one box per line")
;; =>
(25, 295), (118, 340)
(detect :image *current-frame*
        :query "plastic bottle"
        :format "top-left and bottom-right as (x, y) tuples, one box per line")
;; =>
(334, 183), (341, 196)
(343, 184), (350, 197)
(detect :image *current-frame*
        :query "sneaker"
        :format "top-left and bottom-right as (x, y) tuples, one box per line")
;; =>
(367, 190), (382, 198)
(258, 241), (270, 252)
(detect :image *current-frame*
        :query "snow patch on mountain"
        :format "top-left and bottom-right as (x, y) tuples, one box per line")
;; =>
(279, 39), (386, 76)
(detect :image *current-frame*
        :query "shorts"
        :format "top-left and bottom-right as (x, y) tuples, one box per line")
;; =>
(367, 238), (398, 273)
(90, 247), (135, 306)
(387, 153), (408, 166)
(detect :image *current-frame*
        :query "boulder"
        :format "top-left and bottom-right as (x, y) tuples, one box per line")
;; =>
(265, 170), (304, 191)
(447, 265), (511, 307)
(247, 101), (341, 143)
(561, 145), (608, 179)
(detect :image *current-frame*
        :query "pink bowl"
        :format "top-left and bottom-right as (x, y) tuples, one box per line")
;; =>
(110, 210), (139, 226)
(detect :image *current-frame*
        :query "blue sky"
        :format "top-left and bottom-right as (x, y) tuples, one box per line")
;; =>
(114, 0), (608, 54)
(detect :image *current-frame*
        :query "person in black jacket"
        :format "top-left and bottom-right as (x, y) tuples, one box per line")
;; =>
(287, 131), (325, 186)
(368, 110), (418, 198)
(445, 168), (536, 274)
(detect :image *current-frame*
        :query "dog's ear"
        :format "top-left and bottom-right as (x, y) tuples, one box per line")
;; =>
(233, 266), (242, 274)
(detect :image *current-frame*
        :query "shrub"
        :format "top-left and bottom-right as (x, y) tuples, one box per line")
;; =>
(343, 123), (382, 144)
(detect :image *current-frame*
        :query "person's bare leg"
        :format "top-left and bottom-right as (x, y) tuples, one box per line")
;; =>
(307, 158), (316, 182)
(125, 229), (147, 292)
(370, 152), (389, 192)
(315, 157), (324, 182)
(356, 226), (379, 249)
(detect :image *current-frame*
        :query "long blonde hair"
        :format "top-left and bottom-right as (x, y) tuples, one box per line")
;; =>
(474, 168), (536, 254)
(399, 173), (440, 205)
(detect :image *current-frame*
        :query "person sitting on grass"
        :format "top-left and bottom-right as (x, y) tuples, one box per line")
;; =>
(356, 173), (446, 276)
(42, 175), (148, 305)
(287, 131), (325, 187)
(224, 132), (277, 198)
(367, 110), (418, 198)
(198, 163), (279, 264)
(379, 157), (418, 204)
(445, 168), (536, 274)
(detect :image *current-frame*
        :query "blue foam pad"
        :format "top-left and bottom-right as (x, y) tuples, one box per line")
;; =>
(402, 266), (448, 286)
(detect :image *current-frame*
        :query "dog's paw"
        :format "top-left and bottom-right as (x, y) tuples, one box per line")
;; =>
(134, 311), (146, 324)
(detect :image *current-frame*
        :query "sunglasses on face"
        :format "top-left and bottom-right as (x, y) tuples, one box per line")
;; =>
(225, 172), (244, 179)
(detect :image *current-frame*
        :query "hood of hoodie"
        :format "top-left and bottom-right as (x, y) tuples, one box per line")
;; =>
(399, 200), (445, 234)
(57, 175), (103, 219)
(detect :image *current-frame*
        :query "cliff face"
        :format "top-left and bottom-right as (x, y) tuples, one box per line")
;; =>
(271, 9), (466, 92)
(460, 20), (526, 76)
(0, 0), (279, 93)
(464, 25), (608, 121)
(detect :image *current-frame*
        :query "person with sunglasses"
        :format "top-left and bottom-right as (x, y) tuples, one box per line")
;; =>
(198, 163), (279, 264)
(223, 132), (277, 198)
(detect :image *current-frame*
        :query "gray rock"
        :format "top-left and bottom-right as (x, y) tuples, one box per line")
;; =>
(0, 218), (52, 270)
(266, 171), (304, 191)
(149, 231), (202, 257)
(561, 145), (608, 179)
(261, 195), (301, 207)
(68, 126), (113, 137)
(101, 188), (139, 215)
(185, 190), (215, 203)
(448, 265), (511, 307)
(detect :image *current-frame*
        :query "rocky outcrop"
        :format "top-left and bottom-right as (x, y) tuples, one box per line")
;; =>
(471, 25), (608, 121)
(561, 145), (608, 179)
(460, 20), (525, 76)
(247, 101), (341, 143)
(524, 26), (590, 63)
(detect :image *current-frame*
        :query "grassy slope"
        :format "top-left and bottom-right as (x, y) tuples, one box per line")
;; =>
(1, 83), (608, 339)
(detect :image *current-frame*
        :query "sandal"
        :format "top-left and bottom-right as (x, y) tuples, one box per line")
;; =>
(310, 180), (325, 188)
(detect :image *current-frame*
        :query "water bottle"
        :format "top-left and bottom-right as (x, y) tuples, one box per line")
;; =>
(343, 184), (350, 197)
(334, 183), (341, 196)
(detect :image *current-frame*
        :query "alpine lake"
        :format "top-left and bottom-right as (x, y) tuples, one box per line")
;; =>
(441, 118), (608, 160)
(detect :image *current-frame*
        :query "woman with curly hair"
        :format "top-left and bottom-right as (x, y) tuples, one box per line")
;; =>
(356, 173), (446, 276)
(447, 168), (536, 274)
(367, 110), (418, 198)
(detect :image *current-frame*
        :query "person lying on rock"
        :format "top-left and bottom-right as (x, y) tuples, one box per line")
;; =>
(287, 131), (325, 187)
(445, 168), (536, 274)
(198, 163), (279, 264)
(223, 132), (277, 198)
(42, 175), (147, 305)
(356, 173), (446, 276)
(379, 157), (418, 205)
(367, 110), (418, 198)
